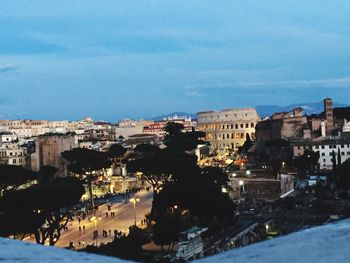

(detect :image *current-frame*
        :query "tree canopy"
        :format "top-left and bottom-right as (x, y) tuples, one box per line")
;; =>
(62, 148), (111, 175)
(39, 165), (58, 184)
(62, 148), (111, 209)
(128, 122), (236, 248)
(336, 158), (350, 189)
(238, 133), (253, 154)
(164, 122), (205, 153)
(294, 150), (320, 172)
(0, 165), (38, 194)
(108, 144), (127, 159)
(0, 176), (84, 245)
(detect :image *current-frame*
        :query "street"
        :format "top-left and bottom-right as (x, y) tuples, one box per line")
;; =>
(24, 190), (153, 249)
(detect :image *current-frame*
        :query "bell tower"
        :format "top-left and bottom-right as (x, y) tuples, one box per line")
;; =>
(323, 98), (334, 136)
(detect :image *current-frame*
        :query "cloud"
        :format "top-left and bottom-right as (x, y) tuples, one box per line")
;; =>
(184, 90), (203, 97)
(185, 77), (350, 91)
(0, 66), (18, 74)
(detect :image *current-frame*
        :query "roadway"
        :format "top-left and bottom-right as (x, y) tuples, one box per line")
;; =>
(24, 190), (153, 249)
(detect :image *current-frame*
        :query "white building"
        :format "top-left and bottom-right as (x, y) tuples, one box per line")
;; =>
(0, 132), (18, 144)
(115, 120), (147, 138)
(0, 143), (27, 166)
(293, 137), (350, 170)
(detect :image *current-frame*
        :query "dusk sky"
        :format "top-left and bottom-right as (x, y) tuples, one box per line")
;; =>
(1, 0), (350, 121)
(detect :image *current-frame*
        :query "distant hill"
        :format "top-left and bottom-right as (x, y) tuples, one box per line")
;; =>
(150, 112), (197, 121)
(150, 101), (350, 121)
(256, 101), (349, 117)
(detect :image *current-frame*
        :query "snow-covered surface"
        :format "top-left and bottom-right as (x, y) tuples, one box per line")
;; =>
(0, 238), (129, 263)
(1, 219), (350, 262)
(199, 219), (350, 263)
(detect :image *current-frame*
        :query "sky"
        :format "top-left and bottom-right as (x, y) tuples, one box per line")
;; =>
(1, 0), (350, 121)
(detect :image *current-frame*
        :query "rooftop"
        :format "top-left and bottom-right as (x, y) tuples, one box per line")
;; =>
(197, 108), (257, 115)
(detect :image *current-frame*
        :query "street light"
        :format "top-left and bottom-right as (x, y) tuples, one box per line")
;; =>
(238, 180), (245, 199)
(265, 224), (269, 233)
(130, 198), (140, 226)
(90, 216), (102, 228)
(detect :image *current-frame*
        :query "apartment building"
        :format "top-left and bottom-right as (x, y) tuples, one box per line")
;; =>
(0, 143), (27, 166)
(292, 137), (350, 170)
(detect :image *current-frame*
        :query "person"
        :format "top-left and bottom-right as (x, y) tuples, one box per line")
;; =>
(78, 217), (81, 224)
(83, 225), (85, 231)
(79, 226), (81, 232)
(109, 229), (111, 236)
(106, 212), (108, 217)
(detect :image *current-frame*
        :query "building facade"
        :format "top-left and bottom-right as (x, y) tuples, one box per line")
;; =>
(255, 108), (308, 144)
(31, 133), (77, 175)
(292, 137), (350, 170)
(0, 143), (27, 166)
(196, 108), (260, 151)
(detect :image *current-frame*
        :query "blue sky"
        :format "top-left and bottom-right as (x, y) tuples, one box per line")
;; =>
(1, 0), (350, 121)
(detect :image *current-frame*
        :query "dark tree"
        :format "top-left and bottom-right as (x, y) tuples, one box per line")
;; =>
(134, 144), (160, 156)
(265, 139), (290, 148)
(200, 167), (228, 186)
(39, 165), (58, 184)
(294, 150), (320, 172)
(0, 165), (38, 194)
(108, 144), (127, 174)
(108, 144), (126, 160)
(336, 159), (350, 189)
(128, 124), (204, 218)
(270, 159), (282, 176)
(164, 122), (205, 153)
(62, 148), (111, 209)
(155, 179), (236, 230)
(0, 177), (84, 245)
(164, 122), (184, 139)
(130, 120), (236, 248)
(331, 150), (337, 172)
(84, 226), (149, 262)
(153, 213), (180, 252)
(127, 151), (175, 216)
(238, 133), (253, 154)
(337, 148), (342, 169)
